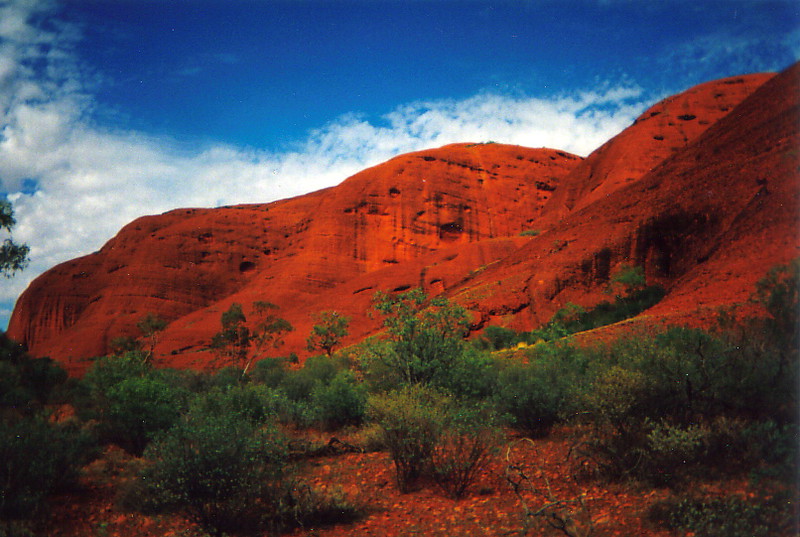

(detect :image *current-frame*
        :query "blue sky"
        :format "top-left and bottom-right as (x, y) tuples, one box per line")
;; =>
(0, 0), (798, 328)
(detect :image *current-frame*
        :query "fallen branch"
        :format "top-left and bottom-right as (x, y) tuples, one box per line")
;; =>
(504, 437), (596, 537)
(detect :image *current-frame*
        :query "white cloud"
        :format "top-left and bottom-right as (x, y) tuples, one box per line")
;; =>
(663, 31), (800, 84)
(0, 0), (650, 327)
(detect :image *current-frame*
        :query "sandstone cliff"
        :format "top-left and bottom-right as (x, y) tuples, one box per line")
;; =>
(8, 66), (798, 374)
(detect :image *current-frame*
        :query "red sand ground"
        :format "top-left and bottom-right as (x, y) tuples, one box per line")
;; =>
(43, 426), (789, 537)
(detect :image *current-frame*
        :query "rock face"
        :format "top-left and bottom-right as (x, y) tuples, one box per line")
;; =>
(8, 144), (579, 372)
(8, 66), (799, 374)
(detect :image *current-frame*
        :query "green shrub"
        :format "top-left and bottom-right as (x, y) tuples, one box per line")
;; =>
(651, 492), (794, 537)
(519, 229), (540, 237)
(431, 403), (501, 499)
(480, 325), (522, 350)
(189, 384), (280, 426)
(0, 416), (95, 520)
(437, 346), (499, 400)
(83, 352), (150, 394)
(368, 385), (500, 496)
(0, 333), (71, 416)
(282, 354), (342, 402)
(140, 413), (289, 535)
(643, 420), (712, 485)
(250, 356), (289, 388)
(103, 376), (186, 455)
(282, 484), (362, 529)
(311, 369), (367, 430)
(370, 288), (470, 387)
(576, 364), (651, 478)
(495, 362), (562, 437)
(495, 341), (588, 437)
(367, 385), (449, 492)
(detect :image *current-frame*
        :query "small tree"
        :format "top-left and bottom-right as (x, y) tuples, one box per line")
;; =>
(370, 288), (470, 387)
(210, 303), (251, 369)
(307, 310), (350, 356)
(0, 199), (29, 278)
(137, 313), (167, 364)
(247, 301), (293, 375)
(608, 264), (646, 299)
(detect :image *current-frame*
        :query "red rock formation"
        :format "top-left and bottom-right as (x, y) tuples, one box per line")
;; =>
(540, 73), (773, 225)
(451, 65), (798, 332)
(8, 66), (798, 374)
(8, 144), (579, 373)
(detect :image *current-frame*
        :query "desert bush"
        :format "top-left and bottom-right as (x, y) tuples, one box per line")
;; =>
(282, 484), (363, 529)
(310, 369), (367, 430)
(519, 229), (540, 237)
(250, 356), (289, 387)
(83, 351), (150, 394)
(188, 383), (281, 426)
(650, 492), (794, 537)
(140, 412), (290, 535)
(367, 384), (449, 492)
(102, 375), (187, 455)
(478, 325), (521, 350)
(0, 416), (95, 520)
(0, 333), (71, 416)
(210, 365), (248, 388)
(577, 323), (799, 483)
(436, 345), (499, 400)
(495, 341), (588, 437)
(282, 354), (343, 402)
(431, 403), (502, 498)
(368, 385), (501, 495)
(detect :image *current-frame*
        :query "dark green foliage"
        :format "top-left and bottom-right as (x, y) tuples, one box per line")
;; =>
(575, 320), (798, 483)
(311, 369), (367, 430)
(211, 365), (248, 389)
(608, 264), (646, 298)
(103, 376), (187, 455)
(282, 354), (343, 402)
(137, 313), (167, 363)
(188, 384), (281, 426)
(0, 416), (94, 520)
(437, 345), (499, 400)
(109, 336), (142, 356)
(80, 352), (150, 407)
(0, 333), (69, 415)
(754, 258), (799, 350)
(140, 412), (289, 535)
(211, 302), (293, 376)
(0, 334), (96, 525)
(650, 492), (794, 537)
(552, 285), (665, 336)
(248, 301), (293, 375)
(494, 342), (588, 437)
(477, 325), (521, 351)
(250, 356), (289, 388)
(77, 353), (189, 454)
